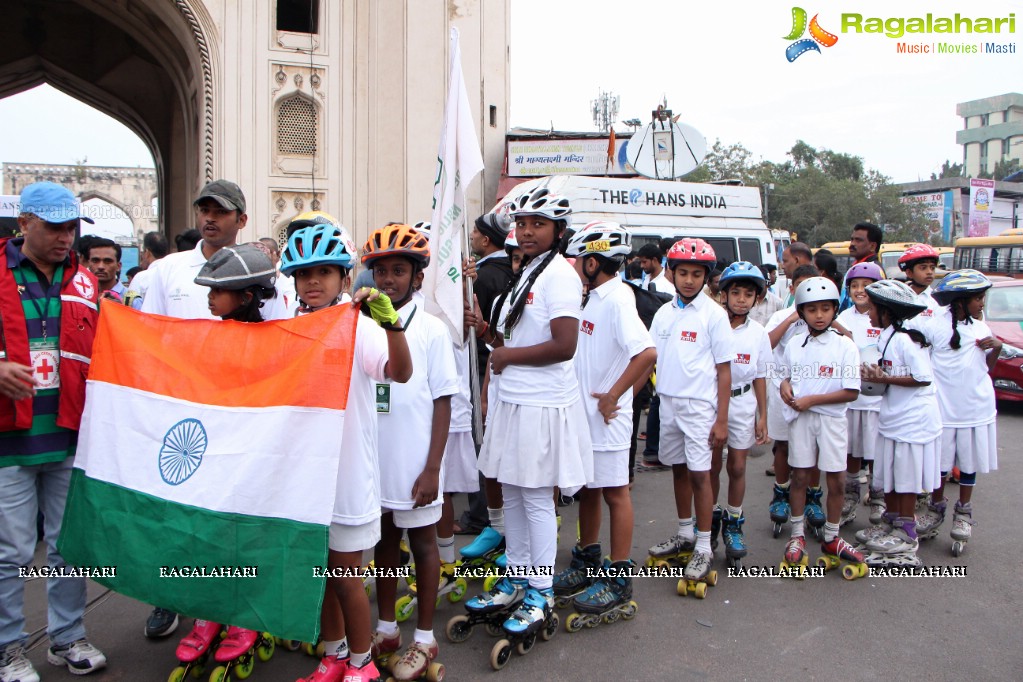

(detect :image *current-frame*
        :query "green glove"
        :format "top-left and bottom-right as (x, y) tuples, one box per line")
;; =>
(364, 288), (400, 328)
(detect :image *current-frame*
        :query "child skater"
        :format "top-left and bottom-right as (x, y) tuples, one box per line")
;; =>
(553, 222), (655, 624)
(646, 238), (733, 590)
(917, 270), (999, 556)
(898, 243), (942, 326)
(779, 277), (864, 577)
(467, 187), (591, 641)
(857, 279), (941, 567)
(281, 215), (414, 682)
(710, 261), (771, 569)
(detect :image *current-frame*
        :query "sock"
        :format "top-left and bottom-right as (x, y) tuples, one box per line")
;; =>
(322, 639), (345, 659)
(726, 505), (742, 518)
(823, 521), (839, 543)
(334, 637), (349, 660)
(779, 480), (790, 490)
(488, 507), (505, 535)
(437, 535), (455, 564)
(900, 516), (918, 540)
(849, 470), (861, 484)
(790, 515), (805, 538)
(349, 650), (372, 669)
(413, 628), (435, 645)
(677, 518), (695, 542)
(695, 530), (712, 555)
(376, 619), (399, 636)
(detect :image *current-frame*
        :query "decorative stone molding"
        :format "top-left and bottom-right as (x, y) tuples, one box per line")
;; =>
(173, 0), (215, 182)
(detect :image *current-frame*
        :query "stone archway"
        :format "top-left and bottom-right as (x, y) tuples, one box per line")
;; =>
(0, 0), (216, 239)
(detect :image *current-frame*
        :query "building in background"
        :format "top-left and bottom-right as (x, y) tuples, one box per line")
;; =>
(957, 93), (1023, 178)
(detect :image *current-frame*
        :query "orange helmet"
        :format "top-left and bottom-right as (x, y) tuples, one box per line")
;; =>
(362, 223), (430, 267)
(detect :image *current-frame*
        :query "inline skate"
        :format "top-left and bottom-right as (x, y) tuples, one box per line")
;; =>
(552, 543), (601, 608)
(565, 560), (638, 632)
(769, 484), (790, 538)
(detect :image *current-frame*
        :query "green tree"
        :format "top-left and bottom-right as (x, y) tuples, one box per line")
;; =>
(931, 159), (964, 180)
(979, 158), (1021, 181)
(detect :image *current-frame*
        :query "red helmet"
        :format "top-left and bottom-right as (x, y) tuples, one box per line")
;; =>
(897, 243), (939, 271)
(666, 238), (716, 270)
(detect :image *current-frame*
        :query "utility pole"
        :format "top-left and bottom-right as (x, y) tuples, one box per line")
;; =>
(591, 89), (619, 133)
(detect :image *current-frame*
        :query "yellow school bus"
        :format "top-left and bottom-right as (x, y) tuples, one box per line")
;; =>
(954, 229), (1023, 278)
(814, 241), (853, 277)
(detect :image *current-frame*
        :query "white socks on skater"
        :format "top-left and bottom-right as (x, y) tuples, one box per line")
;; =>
(677, 517), (695, 542)
(695, 530), (712, 555)
(413, 628), (435, 645)
(791, 515), (805, 538)
(437, 535), (455, 564)
(488, 507), (505, 535)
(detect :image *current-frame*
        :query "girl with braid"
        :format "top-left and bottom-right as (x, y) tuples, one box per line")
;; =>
(464, 187), (592, 641)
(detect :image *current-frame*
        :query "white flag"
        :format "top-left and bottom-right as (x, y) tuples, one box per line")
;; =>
(424, 27), (485, 343)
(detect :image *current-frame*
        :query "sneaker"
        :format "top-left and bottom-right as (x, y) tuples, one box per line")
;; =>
(340, 659), (381, 682)
(854, 524), (892, 544)
(390, 640), (438, 680)
(0, 644), (39, 682)
(683, 550), (713, 581)
(866, 528), (919, 554)
(46, 639), (107, 675)
(459, 526), (504, 560)
(465, 577), (526, 614)
(145, 607), (180, 638)
(296, 656), (347, 682)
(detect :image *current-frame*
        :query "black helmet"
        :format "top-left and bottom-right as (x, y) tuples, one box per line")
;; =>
(194, 244), (276, 291)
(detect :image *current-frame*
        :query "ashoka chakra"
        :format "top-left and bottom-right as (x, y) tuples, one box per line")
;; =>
(159, 418), (208, 485)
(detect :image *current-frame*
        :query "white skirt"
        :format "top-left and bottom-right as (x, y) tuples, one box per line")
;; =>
(874, 434), (942, 494)
(478, 399), (593, 491)
(940, 422), (998, 475)
(847, 409), (880, 461)
(442, 430), (480, 493)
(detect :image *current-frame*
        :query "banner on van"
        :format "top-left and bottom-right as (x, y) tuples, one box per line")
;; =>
(507, 139), (632, 177)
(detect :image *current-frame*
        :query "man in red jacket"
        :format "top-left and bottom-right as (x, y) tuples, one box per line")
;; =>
(0, 182), (105, 681)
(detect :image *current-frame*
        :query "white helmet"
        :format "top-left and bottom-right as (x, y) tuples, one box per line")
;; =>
(511, 187), (572, 220)
(565, 221), (631, 260)
(794, 276), (840, 308)
(412, 221), (431, 240)
(504, 228), (519, 251)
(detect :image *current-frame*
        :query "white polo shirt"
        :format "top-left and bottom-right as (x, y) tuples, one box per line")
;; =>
(141, 241), (290, 320)
(921, 309), (996, 428)
(126, 268), (152, 310)
(643, 269), (676, 296)
(729, 319), (772, 389)
(575, 278), (654, 451)
(905, 286), (943, 331)
(782, 329), (861, 420)
(837, 306), (883, 411)
(495, 252), (583, 407)
(765, 305), (807, 384)
(378, 301), (459, 510)
(876, 327), (942, 443)
(650, 291), (734, 402)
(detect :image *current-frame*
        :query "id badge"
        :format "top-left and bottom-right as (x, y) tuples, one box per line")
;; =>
(29, 340), (60, 390)
(375, 383), (391, 413)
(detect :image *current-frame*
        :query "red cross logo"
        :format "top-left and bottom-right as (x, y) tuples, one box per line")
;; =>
(36, 356), (55, 380)
(73, 272), (94, 299)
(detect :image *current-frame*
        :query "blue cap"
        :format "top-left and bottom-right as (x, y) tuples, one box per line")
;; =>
(19, 182), (94, 224)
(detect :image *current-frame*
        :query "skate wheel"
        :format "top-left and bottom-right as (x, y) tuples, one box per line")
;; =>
(449, 577), (468, 603)
(427, 661), (445, 682)
(706, 570), (718, 587)
(516, 633), (536, 655)
(952, 541), (964, 557)
(233, 655), (254, 680)
(815, 557), (829, 572)
(300, 641), (317, 657)
(554, 596), (570, 609)
(489, 639), (512, 670)
(484, 622), (505, 638)
(654, 560), (671, 570)
(256, 634), (274, 662)
(207, 666), (227, 682)
(275, 638), (300, 651)
(623, 601), (639, 620)
(644, 555), (656, 568)
(385, 652), (401, 673)
(772, 523), (782, 538)
(395, 594), (416, 623)
(694, 582), (708, 599)
(728, 558), (743, 572)
(444, 614), (473, 644)
(565, 613), (583, 633)
(601, 611), (620, 625)
(169, 666), (186, 682)
(190, 662), (206, 679)
(542, 613), (559, 640)
(676, 579), (687, 596)
(482, 574), (500, 592)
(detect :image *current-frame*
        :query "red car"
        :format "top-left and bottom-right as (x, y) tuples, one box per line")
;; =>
(985, 279), (1023, 401)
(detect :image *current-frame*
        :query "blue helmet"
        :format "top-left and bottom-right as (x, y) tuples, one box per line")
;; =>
(932, 268), (991, 307)
(281, 215), (357, 276)
(719, 260), (767, 294)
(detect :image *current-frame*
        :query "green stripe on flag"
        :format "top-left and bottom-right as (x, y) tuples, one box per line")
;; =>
(59, 470), (326, 642)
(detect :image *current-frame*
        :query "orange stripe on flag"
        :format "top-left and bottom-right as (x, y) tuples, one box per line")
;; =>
(88, 304), (358, 409)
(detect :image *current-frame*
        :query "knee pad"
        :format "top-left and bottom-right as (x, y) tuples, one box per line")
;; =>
(959, 471), (977, 487)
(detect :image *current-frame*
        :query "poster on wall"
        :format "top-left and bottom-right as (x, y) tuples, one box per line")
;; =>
(900, 191), (956, 242)
(968, 178), (995, 237)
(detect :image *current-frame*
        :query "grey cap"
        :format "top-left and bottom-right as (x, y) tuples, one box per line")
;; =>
(194, 244), (275, 290)
(195, 179), (246, 213)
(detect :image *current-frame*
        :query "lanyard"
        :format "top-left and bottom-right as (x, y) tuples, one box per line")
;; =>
(12, 263), (63, 341)
(401, 304), (418, 330)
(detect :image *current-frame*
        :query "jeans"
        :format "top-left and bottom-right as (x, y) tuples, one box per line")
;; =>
(0, 458), (86, 648)
(643, 394), (661, 462)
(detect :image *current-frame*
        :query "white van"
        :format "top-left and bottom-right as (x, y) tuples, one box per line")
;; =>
(496, 175), (777, 270)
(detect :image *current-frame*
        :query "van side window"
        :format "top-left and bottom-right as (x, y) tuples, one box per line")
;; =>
(739, 238), (761, 265)
(705, 238), (736, 269)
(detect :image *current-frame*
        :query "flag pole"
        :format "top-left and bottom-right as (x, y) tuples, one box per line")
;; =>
(463, 229), (484, 444)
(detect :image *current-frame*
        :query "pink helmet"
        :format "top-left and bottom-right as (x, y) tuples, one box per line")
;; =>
(844, 261), (884, 283)
(898, 243), (939, 271)
(666, 238), (716, 270)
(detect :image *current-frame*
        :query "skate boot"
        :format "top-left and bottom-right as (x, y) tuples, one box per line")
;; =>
(294, 655), (347, 682)
(951, 501), (973, 557)
(818, 536), (868, 580)
(459, 526), (505, 587)
(841, 478), (860, 527)
(862, 520), (921, 568)
(677, 550), (717, 598)
(169, 619), (222, 680)
(445, 577), (530, 656)
(780, 536), (809, 579)
(552, 543), (602, 608)
(481, 587), (558, 671)
(769, 484), (791, 538)
(209, 626), (274, 681)
(710, 506), (724, 553)
(371, 628), (401, 666)
(867, 488), (887, 525)
(855, 512), (894, 545)
(645, 534), (694, 568)
(721, 513), (748, 570)
(916, 498), (947, 540)
(398, 560), (469, 623)
(384, 640), (443, 682)
(342, 659), (383, 682)
(805, 487), (825, 540)
(565, 559), (638, 632)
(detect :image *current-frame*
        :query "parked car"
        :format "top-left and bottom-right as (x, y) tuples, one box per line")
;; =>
(985, 279), (1023, 401)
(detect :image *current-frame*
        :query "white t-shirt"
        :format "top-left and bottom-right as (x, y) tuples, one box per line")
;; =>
(837, 306), (883, 411)
(644, 270), (676, 296)
(141, 241), (291, 320)
(276, 269), (299, 316)
(126, 268), (153, 310)
(765, 305), (807, 385)
(729, 319), (772, 389)
(921, 309), (997, 427)
(650, 291), (734, 402)
(876, 327), (942, 443)
(782, 330), (860, 421)
(575, 278), (654, 451)
(906, 286), (943, 331)
(378, 302), (459, 510)
(495, 253), (583, 407)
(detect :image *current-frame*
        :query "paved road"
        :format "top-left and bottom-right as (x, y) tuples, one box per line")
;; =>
(21, 403), (1023, 681)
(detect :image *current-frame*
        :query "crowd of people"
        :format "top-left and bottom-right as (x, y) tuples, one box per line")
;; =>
(0, 179), (1001, 682)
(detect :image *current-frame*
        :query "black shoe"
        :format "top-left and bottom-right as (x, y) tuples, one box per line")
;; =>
(145, 607), (180, 638)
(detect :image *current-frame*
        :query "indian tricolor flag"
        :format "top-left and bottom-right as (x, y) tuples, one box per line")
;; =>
(59, 303), (357, 642)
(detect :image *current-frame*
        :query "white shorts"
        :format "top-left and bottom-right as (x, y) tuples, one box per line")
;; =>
(442, 430), (479, 493)
(940, 423), (998, 475)
(787, 411), (847, 473)
(586, 449), (630, 489)
(383, 505), (443, 529)
(329, 519), (381, 553)
(727, 388), (757, 450)
(847, 409), (880, 461)
(767, 381), (789, 441)
(874, 435), (942, 494)
(659, 395), (716, 472)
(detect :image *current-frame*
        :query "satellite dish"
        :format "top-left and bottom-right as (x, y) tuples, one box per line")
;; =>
(624, 119), (707, 179)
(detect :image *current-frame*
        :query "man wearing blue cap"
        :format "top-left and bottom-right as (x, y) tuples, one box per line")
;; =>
(0, 182), (107, 680)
